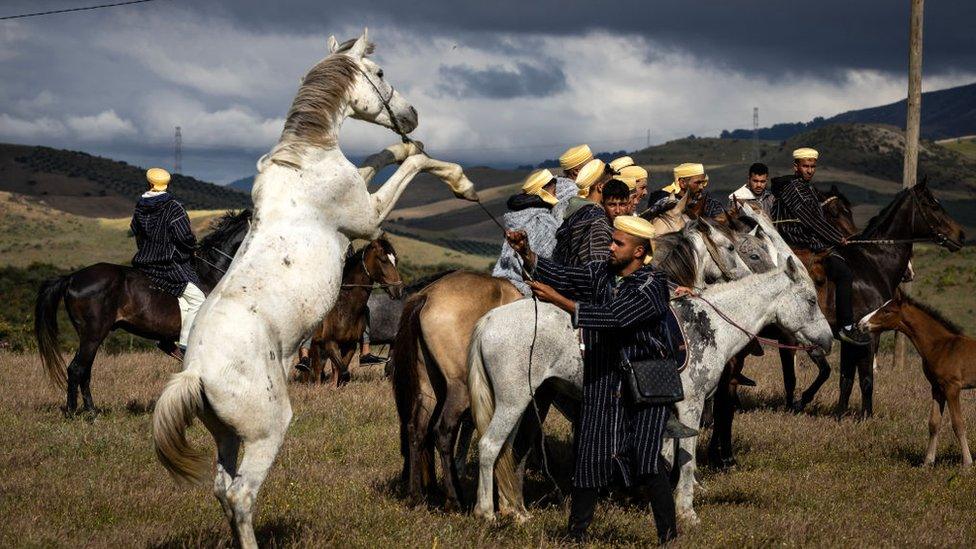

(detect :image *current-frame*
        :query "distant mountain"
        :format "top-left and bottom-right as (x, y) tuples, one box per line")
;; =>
(0, 143), (251, 217)
(227, 175), (254, 193)
(721, 81), (976, 141)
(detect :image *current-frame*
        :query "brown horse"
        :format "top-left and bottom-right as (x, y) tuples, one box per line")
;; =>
(304, 238), (403, 386)
(34, 210), (251, 413)
(860, 292), (974, 467)
(392, 271), (522, 510)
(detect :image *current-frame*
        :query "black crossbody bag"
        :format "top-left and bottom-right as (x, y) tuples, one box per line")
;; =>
(619, 323), (684, 406)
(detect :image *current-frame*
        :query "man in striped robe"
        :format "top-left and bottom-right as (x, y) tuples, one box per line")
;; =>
(130, 168), (205, 356)
(552, 158), (614, 266)
(773, 148), (869, 346)
(506, 215), (682, 544)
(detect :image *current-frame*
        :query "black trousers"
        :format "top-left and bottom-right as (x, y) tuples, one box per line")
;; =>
(567, 456), (677, 545)
(823, 254), (854, 327)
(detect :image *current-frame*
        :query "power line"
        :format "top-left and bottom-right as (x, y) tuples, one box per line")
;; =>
(0, 0), (159, 21)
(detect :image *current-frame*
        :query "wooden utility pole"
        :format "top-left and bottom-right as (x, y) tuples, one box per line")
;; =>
(893, 0), (924, 370)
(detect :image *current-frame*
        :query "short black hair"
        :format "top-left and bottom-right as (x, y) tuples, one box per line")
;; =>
(602, 179), (631, 201)
(749, 162), (768, 177)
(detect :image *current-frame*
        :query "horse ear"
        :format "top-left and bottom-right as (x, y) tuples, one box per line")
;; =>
(328, 35), (339, 53)
(830, 184), (839, 194)
(785, 256), (800, 281)
(348, 29), (369, 58)
(694, 218), (711, 234)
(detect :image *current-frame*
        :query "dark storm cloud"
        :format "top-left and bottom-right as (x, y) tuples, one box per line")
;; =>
(437, 62), (567, 98)
(191, 0), (976, 78)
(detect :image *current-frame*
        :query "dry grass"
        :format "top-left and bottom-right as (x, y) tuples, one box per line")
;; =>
(3, 347), (976, 547)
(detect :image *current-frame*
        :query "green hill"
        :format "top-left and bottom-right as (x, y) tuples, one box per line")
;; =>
(0, 143), (251, 217)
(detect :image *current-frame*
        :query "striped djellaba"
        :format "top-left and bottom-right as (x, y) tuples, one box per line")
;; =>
(532, 256), (672, 488)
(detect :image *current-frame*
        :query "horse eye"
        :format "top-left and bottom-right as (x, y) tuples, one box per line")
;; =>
(727, 245), (735, 252)
(750, 254), (759, 260)
(377, 69), (384, 78)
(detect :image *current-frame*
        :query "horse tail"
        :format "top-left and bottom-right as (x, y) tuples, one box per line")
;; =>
(34, 276), (70, 389)
(468, 316), (522, 513)
(391, 294), (428, 465)
(152, 370), (209, 485)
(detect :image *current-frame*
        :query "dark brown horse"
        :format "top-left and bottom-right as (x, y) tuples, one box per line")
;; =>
(304, 238), (403, 386)
(34, 210), (251, 413)
(709, 182), (964, 468)
(860, 291), (975, 467)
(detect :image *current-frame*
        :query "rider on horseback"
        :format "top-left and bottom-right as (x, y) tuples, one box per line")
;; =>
(646, 162), (724, 218)
(773, 148), (870, 346)
(130, 168), (205, 358)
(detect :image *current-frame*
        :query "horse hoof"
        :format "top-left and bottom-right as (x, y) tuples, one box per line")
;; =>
(677, 510), (701, 527)
(473, 508), (496, 522)
(790, 401), (805, 415)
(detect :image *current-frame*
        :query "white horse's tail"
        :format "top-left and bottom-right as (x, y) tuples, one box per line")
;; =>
(152, 370), (210, 485)
(468, 321), (523, 513)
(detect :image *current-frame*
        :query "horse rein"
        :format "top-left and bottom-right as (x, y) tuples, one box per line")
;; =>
(686, 293), (819, 352)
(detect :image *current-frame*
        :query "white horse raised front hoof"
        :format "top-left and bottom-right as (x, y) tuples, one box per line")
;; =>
(451, 175), (479, 201)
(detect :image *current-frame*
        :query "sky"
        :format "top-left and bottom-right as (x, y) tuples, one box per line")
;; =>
(1, 0), (974, 183)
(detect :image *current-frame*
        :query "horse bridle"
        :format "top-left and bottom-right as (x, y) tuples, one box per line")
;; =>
(341, 249), (403, 289)
(352, 63), (412, 144)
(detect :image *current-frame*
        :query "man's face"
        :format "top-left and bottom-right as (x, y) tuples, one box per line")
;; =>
(564, 167), (580, 180)
(603, 197), (633, 222)
(680, 175), (707, 196)
(748, 173), (768, 195)
(543, 181), (556, 195)
(794, 158), (817, 181)
(609, 230), (644, 270)
(635, 179), (648, 203)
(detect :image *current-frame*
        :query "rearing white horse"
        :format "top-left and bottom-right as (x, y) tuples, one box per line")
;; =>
(151, 30), (477, 548)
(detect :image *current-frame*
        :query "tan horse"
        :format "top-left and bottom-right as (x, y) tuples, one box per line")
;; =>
(391, 271), (522, 510)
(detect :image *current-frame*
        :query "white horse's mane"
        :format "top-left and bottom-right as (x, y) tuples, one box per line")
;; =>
(268, 43), (368, 169)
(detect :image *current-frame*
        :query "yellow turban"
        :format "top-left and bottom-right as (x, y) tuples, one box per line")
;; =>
(559, 144), (593, 171)
(609, 156), (635, 172)
(613, 215), (656, 264)
(619, 165), (647, 181)
(521, 169), (558, 205)
(792, 147), (819, 160)
(575, 159), (606, 197)
(673, 162), (705, 180)
(146, 167), (171, 191)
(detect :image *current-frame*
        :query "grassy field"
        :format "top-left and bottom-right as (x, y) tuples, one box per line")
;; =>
(3, 344), (976, 547)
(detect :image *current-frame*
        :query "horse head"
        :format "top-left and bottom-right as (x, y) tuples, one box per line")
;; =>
(686, 219), (751, 285)
(911, 179), (965, 251)
(362, 236), (403, 299)
(774, 256), (833, 355)
(858, 290), (905, 333)
(328, 30), (418, 135)
(820, 184), (858, 237)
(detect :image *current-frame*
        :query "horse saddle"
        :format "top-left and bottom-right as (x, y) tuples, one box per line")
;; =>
(791, 248), (837, 325)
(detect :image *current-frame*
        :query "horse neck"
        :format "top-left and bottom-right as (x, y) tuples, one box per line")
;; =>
(702, 271), (791, 361)
(895, 303), (958, 362)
